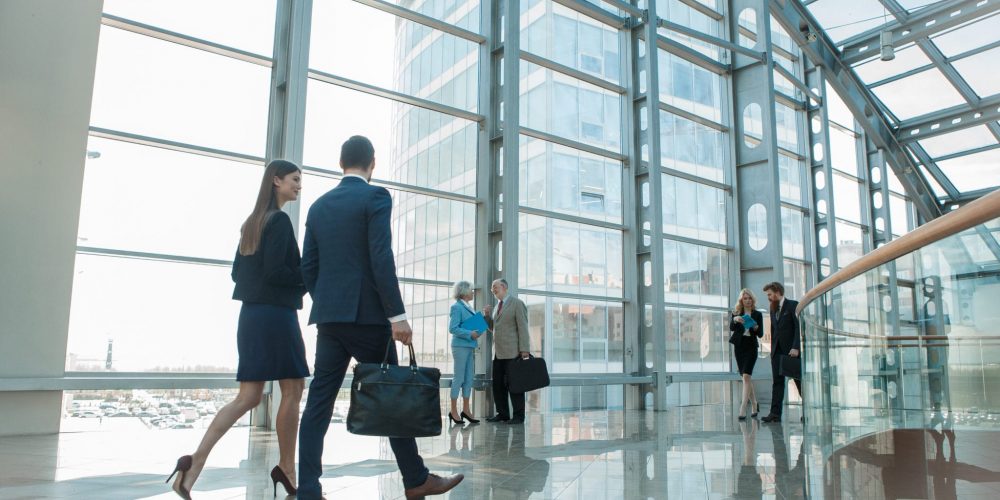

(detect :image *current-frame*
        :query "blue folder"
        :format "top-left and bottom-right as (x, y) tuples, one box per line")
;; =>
(460, 312), (489, 333)
(741, 314), (757, 330)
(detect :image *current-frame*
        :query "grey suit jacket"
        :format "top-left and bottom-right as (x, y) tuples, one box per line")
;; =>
(485, 296), (530, 360)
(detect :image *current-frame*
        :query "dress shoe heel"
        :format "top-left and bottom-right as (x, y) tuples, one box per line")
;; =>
(167, 455), (193, 500)
(461, 411), (480, 424)
(448, 412), (464, 425)
(752, 403), (759, 418)
(270, 465), (296, 496)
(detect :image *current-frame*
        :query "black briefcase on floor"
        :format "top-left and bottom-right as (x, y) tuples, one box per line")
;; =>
(347, 342), (442, 438)
(506, 354), (550, 393)
(778, 354), (802, 380)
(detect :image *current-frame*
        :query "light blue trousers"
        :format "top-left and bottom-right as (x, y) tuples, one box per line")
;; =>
(450, 347), (475, 399)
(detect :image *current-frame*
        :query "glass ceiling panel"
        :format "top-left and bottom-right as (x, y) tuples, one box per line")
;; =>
(936, 149), (1000, 192)
(808, 0), (893, 43)
(871, 68), (966, 121)
(918, 125), (997, 159)
(951, 46), (1000, 98)
(853, 44), (931, 84)
(930, 13), (1000, 57)
(809, 1), (1000, 203)
(896, 0), (934, 10)
(916, 165), (948, 198)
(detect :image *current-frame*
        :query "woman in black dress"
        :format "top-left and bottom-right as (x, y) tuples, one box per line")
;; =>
(731, 288), (764, 420)
(168, 160), (308, 499)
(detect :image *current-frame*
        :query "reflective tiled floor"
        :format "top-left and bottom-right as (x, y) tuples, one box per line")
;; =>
(0, 405), (807, 499)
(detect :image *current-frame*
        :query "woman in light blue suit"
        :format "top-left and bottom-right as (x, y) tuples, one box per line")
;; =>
(448, 280), (483, 425)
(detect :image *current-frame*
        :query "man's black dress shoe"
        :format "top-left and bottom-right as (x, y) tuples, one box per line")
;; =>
(761, 414), (781, 423)
(506, 417), (525, 424)
(486, 415), (509, 423)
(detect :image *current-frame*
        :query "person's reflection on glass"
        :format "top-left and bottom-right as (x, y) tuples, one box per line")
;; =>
(490, 425), (549, 499)
(737, 419), (763, 499)
(919, 278), (951, 412)
(769, 424), (805, 499)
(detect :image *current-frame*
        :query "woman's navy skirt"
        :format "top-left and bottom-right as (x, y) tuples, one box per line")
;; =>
(236, 302), (310, 381)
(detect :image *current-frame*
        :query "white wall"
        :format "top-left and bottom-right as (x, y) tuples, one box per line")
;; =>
(0, 0), (103, 436)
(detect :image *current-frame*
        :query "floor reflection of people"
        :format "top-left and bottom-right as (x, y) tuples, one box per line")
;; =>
(769, 424), (805, 499)
(737, 420), (762, 499)
(489, 425), (549, 499)
(442, 424), (476, 498)
(833, 429), (1000, 500)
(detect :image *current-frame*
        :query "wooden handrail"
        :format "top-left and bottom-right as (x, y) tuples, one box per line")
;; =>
(797, 188), (1000, 316)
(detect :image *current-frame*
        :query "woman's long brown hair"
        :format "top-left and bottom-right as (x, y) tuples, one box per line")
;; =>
(239, 159), (300, 256)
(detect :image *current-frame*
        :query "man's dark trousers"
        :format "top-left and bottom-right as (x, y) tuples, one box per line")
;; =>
(492, 357), (525, 420)
(298, 323), (429, 498)
(769, 354), (802, 418)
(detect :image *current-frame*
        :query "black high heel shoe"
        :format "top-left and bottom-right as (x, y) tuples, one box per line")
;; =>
(738, 406), (747, 421)
(166, 455), (193, 500)
(448, 412), (464, 425)
(751, 402), (760, 418)
(270, 465), (296, 497)
(461, 411), (480, 424)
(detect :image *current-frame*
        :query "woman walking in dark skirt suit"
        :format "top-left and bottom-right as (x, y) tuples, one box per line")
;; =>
(168, 160), (309, 499)
(731, 288), (764, 420)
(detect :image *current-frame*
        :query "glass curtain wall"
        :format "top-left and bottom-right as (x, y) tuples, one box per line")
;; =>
(66, 0), (921, 416)
(518, 0), (627, 410)
(69, 1), (276, 374)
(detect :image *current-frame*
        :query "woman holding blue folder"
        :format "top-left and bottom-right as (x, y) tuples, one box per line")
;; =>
(731, 288), (764, 420)
(448, 281), (485, 425)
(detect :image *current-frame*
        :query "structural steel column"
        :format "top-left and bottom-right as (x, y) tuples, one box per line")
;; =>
(805, 65), (838, 313)
(730, 0), (785, 299)
(621, 5), (644, 411)
(262, 0), (313, 429)
(865, 142), (904, 412)
(632, 0), (669, 411)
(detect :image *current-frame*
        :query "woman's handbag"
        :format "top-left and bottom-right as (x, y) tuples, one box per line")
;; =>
(347, 342), (442, 438)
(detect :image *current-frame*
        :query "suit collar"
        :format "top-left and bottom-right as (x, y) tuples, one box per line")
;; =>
(341, 174), (369, 184)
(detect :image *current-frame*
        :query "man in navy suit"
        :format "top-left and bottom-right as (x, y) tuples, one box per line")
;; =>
(298, 136), (463, 499)
(761, 281), (802, 423)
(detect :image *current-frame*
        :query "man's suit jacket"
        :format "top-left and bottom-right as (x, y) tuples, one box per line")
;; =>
(485, 296), (530, 360)
(770, 298), (801, 355)
(301, 176), (404, 326)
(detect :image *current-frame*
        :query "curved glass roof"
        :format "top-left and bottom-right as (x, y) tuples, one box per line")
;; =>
(805, 0), (1000, 206)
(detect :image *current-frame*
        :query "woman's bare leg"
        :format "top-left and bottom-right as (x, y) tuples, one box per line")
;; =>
(182, 381), (265, 491)
(275, 378), (305, 487)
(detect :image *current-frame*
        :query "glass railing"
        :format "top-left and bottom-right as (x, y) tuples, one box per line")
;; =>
(798, 191), (1000, 499)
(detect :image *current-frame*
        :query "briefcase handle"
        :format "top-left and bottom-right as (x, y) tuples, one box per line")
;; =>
(382, 341), (419, 370)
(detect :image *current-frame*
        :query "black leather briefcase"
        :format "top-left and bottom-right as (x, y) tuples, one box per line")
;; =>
(778, 354), (802, 380)
(347, 342), (442, 438)
(506, 355), (550, 393)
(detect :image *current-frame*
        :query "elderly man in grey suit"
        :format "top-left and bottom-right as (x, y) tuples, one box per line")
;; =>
(482, 278), (531, 424)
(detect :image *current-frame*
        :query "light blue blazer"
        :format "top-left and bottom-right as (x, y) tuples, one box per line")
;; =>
(449, 300), (480, 349)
